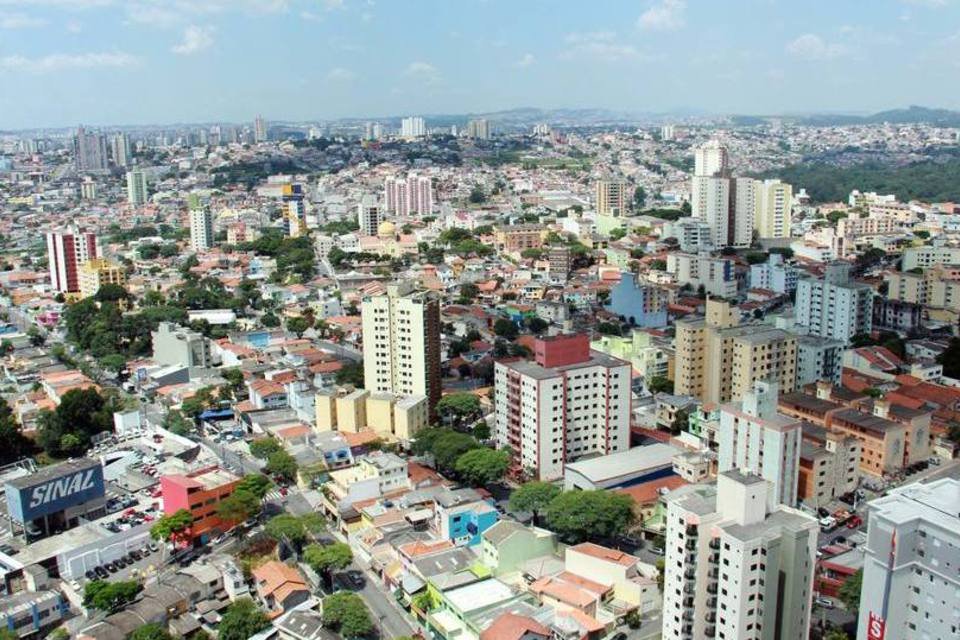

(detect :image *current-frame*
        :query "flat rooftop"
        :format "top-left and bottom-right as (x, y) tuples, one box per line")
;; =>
(444, 578), (516, 613)
(5, 458), (101, 490)
(872, 478), (960, 532)
(565, 443), (680, 484)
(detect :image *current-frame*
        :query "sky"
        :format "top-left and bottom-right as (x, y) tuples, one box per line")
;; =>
(1, 0), (959, 129)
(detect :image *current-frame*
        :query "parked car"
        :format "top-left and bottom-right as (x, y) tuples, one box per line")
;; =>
(815, 597), (834, 609)
(105, 562), (118, 573)
(85, 569), (97, 580)
(94, 566), (109, 579)
(846, 516), (862, 529)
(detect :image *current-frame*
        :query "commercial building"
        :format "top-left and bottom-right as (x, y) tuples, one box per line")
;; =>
(361, 282), (442, 413)
(795, 261), (874, 344)
(605, 273), (668, 328)
(718, 381), (802, 508)
(662, 471), (817, 640)
(675, 299), (797, 405)
(400, 116), (426, 138)
(189, 205), (213, 252)
(357, 195), (384, 236)
(78, 258), (126, 299)
(494, 333), (631, 481)
(46, 228), (100, 294)
(563, 443), (680, 491)
(666, 252), (737, 298)
(160, 466), (242, 542)
(856, 479), (960, 640)
(3, 459), (106, 539)
(151, 322), (212, 368)
(125, 168), (148, 206)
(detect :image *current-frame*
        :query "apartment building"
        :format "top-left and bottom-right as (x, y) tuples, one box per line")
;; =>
(836, 216), (901, 239)
(493, 224), (545, 253)
(675, 299), (797, 405)
(494, 334), (631, 481)
(46, 228), (100, 294)
(795, 261), (874, 344)
(662, 471), (817, 640)
(78, 258), (126, 299)
(749, 253), (798, 294)
(596, 179), (629, 216)
(857, 479), (960, 640)
(361, 282), (442, 413)
(797, 424), (860, 510)
(151, 322), (212, 368)
(795, 335), (844, 386)
(314, 388), (428, 442)
(901, 245), (960, 270)
(753, 179), (793, 240)
(666, 252), (738, 298)
(605, 273), (669, 328)
(357, 195), (384, 236)
(886, 263), (960, 323)
(125, 168), (148, 206)
(189, 206), (213, 252)
(384, 173), (433, 216)
(718, 381), (802, 508)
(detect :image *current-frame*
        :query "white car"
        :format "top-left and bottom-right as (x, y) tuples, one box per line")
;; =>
(815, 597), (834, 609)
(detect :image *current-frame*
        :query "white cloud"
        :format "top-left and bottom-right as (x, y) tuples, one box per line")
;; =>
(514, 53), (535, 68)
(0, 51), (138, 72)
(403, 60), (440, 83)
(0, 11), (46, 28)
(562, 32), (641, 62)
(321, 0), (344, 9)
(171, 24), (214, 54)
(785, 33), (847, 60)
(66, 19), (83, 32)
(637, 0), (685, 31)
(326, 66), (355, 81)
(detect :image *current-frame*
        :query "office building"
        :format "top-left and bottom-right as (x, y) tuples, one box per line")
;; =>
(357, 195), (383, 236)
(718, 380), (802, 508)
(125, 169), (148, 206)
(384, 173), (433, 216)
(189, 205), (214, 252)
(110, 132), (131, 167)
(78, 258), (126, 299)
(494, 334), (631, 481)
(4, 459), (106, 539)
(151, 322), (212, 368)
(795, 262), (874, 344)
(400, 116), (425, 138)
(465, 118), (490, 140)
(662, 471), (817, 640)
(254, 115), (267, 143)
(46, 228), (100, 293)
(361, 282), (442, 412)
(675, 299), (797, 405)
(754, 179), (793, 240)
(72, 126), (108, 172)
(160, 467), (242, 542)
(856, 479), (960, 640)
(666, 251), (737, 298)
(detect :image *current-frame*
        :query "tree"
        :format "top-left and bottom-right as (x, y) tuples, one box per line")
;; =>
(265, 514), (307, 546)
(335, 361), (364, 387)
(648, 376), (674, 394)
(838, 568), (862, 612)
(436, 392), (481, 428)
(236, 474), (272, 499)
(0, 397), (30, 465)
(525, 316), (549, 335)
(418, 429), (482, 473)
(128, 623), (176, 640)
(261, 312), (280, 328)
(286, 316), (311, 338)
(163, 409), (193, 436)
(26, 326), (45, 347)
(217, 489), (261, 524)
(83, 579), (141, 611)
(322, 592), (373, 639)
(454, 448), (510, 486)
(36, 387), (112, 457)
(265, 450), (298, 482)
(633, 186), (647, 209)
(655, 558), (665, 592)
(670, 409), (690, 435)
(468, 186), (487, 204)
(544, 490), (635, 543)
(509, 481), (561, 524)
(99, 353), (127, 377)
(649, 259), (667, 271)
(249, 437), (282, 460)
(218, 598), (270, 640)
(824, 631), (850, 640)
(458, 282), (480, 303)
(493, 318), (518, 340)
(150, 509), (193, 543)
(597, 322), (622, 336)
(305, 543), (353, 590)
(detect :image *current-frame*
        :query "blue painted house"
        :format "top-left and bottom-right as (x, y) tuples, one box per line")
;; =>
(432, 488), (499, 546)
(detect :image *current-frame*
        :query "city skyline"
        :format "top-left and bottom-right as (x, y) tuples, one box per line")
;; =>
(1, 0), (960, 129)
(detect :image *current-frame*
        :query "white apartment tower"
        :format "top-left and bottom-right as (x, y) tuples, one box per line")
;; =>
(189, 206), (214, 252)
(361, 282), (441, 413)
(126, 169), (148, 206)
(662, 471), (818, 640)
(755, 179), (793, 240)
(400, 116), (426, 138)
(856, 479), (960, 640)
(795, 261), (874, 344)
(384, 174), (433, 217)
(357, 196), (383, 236)
(254, 115), (267, 143)
(466, 118), (490, 140)
(718, 380), (802, 508)
(110, 133), (131, 167)
(494, 334), (631, 481)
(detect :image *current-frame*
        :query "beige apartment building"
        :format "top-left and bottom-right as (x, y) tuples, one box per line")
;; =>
(314, 388), (428, 442)
(753, 178), (793, 239)
(675, 299), (797, 405)
(887, 264), (960, 323)
(595, 179), (629, 216)
(78, 258), (126, 299)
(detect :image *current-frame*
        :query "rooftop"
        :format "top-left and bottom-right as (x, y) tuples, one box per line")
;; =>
(564, 443), (679, 484)
(5, 457), (100, 490)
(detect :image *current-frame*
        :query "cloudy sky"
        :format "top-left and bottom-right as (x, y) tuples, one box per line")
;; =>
(0, 0), (958, 128)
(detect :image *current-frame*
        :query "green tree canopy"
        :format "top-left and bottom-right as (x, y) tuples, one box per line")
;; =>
(321, 592), (373, 639)
(265, 450), (298, 482)
(83, 580), (141, 611)
(838, 568), (862, 612)
(544, 489), (636, 543)
(249, 437), (282, 460)
(36, 387), (113, 457)
(264, 514), (307, 545)
(509, 481), (561, 522)
(286, 316), (311, 338)
(304, 543), (353, 577)
(236, 474), (272, 499)
(217, 489), (261, 524)
(218, 598), (270, 640)
(436, 392), (482, 427)
(454, 448), (510, 486)
(493, 318), (518, 340)
(0, 397), (30, 465)
(150, 508), (194, 543)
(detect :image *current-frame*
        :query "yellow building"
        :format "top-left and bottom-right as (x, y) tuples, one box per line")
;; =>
(313, 388), (428, 442)
(675, 299), (796, 404)
(753, 179), (793, 240)
(336, 389), (369, 433)
(596, 179), (629, 217)
(315, 390), (337, 432)
(887, 264), (960, 322)
(78, 258), (126, 299)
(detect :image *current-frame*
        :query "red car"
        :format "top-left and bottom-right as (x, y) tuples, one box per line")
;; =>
(846, 516), (862, 529)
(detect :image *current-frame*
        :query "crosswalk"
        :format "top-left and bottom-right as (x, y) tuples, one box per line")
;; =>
(263, 490), (286, 502)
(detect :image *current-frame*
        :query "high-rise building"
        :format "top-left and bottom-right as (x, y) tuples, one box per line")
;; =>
(661, 124), (676, 141)
(596, 179), (629, 217)
(357, 195), (383, 236)
(125, 169), (148, 206)
(72, 126), (108, 172)
(494, 334), (631, 481)
(691, 141), (757, 248)
(662, 471), (817, 640)
(79, 178), (97, 200)
(189, 205), (213, 252)
(254, 115), (267, 143)
(364, 122), (383, 141)
(78, 258), (126, 299)
(110, 132), (131, 167)
(384, 173), (432, 216)
(361, 282), (442, 413)
(675, 299), (797, 405)
(753, 179), (793, 239)
(282, 183), (307, 237)
(856, 479), (960, 640)
(694, 139), (729, 177)
(691, 174), (732, 248)
(46, 228), (100, 293)
(400, 116), (425, 138)
(795, 262), (874, 344)
(466, 118), (490, 140)
(718, 380), (802, 508)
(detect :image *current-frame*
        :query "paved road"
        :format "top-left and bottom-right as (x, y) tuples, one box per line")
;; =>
(200, 437), (263, 476)
(314, 339), (362, 361)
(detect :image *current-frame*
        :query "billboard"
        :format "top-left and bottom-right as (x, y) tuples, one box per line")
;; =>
(4, 460), (105, 523)
(867, 613), (885, 640)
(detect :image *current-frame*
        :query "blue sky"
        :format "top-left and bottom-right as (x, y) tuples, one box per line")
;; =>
(1, 0), (959, 129)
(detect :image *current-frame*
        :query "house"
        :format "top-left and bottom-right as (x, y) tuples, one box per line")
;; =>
(432, 488), (499, 546)
(248, 379), (289, 409)
(480, 521), (557, 576)
(252, 561), (310, 613)
(564, 543), (660, 615)
(479, 612), (551, 640)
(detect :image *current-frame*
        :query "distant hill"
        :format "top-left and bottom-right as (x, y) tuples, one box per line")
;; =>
(735, 105), (960, 128)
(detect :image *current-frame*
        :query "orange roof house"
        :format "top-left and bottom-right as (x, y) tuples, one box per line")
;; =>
(251, 561), (310, 613)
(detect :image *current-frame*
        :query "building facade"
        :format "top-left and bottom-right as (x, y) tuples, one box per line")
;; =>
(605, 273), (669, 328)
(160, 467), (242, 542)
(78, 258), (126, 299)
(189, 206), (213, 252)
(795, 262), (873, 344)
(46, 228), (100, 294)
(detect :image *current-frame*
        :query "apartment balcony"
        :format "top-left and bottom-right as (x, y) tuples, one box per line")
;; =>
(708, 552), (719, 564)
(706, 583), (718, 595)
(683, 583), (695, 595)
(705, 625), (716, 638)
(707, 568), (719, 579)
(685, 539), (698, 551)
(686, 524), (699, 537)
(705, 612), (716, 624)
(683, 597), (695, 608)
(706, 596), (717, 608)
(684, 568), (697, 580)
(709, 538), (720, 550)
(682, 611), (694, 622)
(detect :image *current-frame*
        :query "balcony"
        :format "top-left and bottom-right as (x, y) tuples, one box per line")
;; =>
(685, 539), (698, 551)
(684, 583), (695, 595)
(682, 611), (694, 622)
(709, 538), (720, 550)
(708, 568), (719, 579)
(686, 524), (699, 537)
(706, 596), (717, 608)
(705, 625), (716, 638)
(684, 568), (696, 580)
(708, 552), (719, 564)
(706, 583), (718, 595)
(705, 612), (716, 624)
(683, 597), (695, 608)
